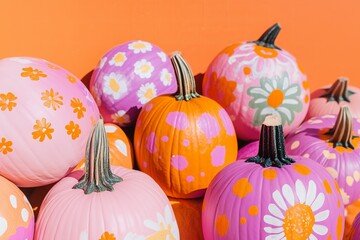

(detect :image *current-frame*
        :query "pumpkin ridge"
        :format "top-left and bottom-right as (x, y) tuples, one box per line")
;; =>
(320, 77), (355, 103)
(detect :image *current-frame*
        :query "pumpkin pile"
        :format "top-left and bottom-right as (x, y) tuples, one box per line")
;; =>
(1, 23), (360, 239)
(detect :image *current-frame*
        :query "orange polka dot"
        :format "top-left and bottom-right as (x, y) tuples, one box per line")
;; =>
(337, 215), (343, 239)
(323, 179), (332, 194)
(243, 67), (251, 75)
(232, 178), (253, 198)
(334, 180), (341, 194)
(215, 215), (229, 237)
(327, 234), (331, 240)
(304, 94), (309, 104)
(293, 164), (311, 175)
(262, 169), (277, 180)
(240, 217), (247, 224)
(302, 80), (309, 89)
(337, 199), (341, 208)
(248, 205), (258, 216)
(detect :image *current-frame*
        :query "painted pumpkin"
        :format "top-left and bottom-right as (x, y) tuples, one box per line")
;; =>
(286, 106), (360, 206)
(35, 118), (179, 240)
(0, 175), (34, 239)
(134, 52), (238, 198)
(89, 40), (177, 127)
(73, 123), (134, 171)
(202, 23), (309, 141)
(169, 197), (204, 240)
(348, 212), (360, 240)
(306, 77), (360, 120)
(0, 57), (99, 187)
(344, 198), (360, 240)
(202, 115), (344, 240)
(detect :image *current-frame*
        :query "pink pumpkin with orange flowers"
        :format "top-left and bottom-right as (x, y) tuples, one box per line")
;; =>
(202, 23), (309, 141)
(0, 57), (99, 187)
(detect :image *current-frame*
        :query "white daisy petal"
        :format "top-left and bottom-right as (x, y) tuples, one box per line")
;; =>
(272, 190), (288, 211)
(254, 98), (267, 104)
(264, 227), (284, 234)
(314, 210), (330, 222)
(249, 87), (270, 97)
(265, 232), (285, 240)
(272, 79), (278, 89)
(305, 180), (317, 205)
(144, 219), (161, 231)
(312, 224), (328, 235)
(282, 77), (289, 90)
(277, 107), (292, 121)
(268, 203), (284, 219)
(295, 180), (306, 203)
(309, 234), (318, 240)
(264, 215), (284, 226)
(282, 184), (295, 206)
(264, 82), (273, 92)
(311, 193), (325, 212)
(282, 99), (299, 105)
(285, 86), (299, 96)
(260, 107), (275, 116)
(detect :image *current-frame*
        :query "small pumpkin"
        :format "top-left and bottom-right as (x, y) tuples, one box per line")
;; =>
(202, 23), (309, 141)
(306, 77), (360, 120)
(35, 118), (179, 239)
(202, 115), (344, 239)
(0, 57), (99, 187)
(285, 106), (360, 206)
(89, 40), (177, 127)
(134, 52), (238, 198)
(0, 175), (34, 239)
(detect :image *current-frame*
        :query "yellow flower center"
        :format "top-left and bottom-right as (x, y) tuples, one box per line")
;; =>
(139, 64), (151, 73)
(254, 45), (278, 58)
(109, 79), (120, 92)
(283, 203), (315, 240)
(267, 89), (284, 108)
(133, 42), (147, 49)
(144, 88), (154, 99)
(114, 53), (125, 63)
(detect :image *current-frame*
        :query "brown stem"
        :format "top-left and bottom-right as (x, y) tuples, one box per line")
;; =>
(325, 106), (358, 149)
(320, 77), (354, 103)
(170, 52), (200, 101)
(246, 115), (295, 168)
(251, 23), (281, 50)
(73, 117), (122, 194)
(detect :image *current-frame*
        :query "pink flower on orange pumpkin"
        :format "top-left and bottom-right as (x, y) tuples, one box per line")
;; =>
(21, 67), (47, 80)
(0, 137), (13, 155)
(65, 121), (81, 140)
(0, 92), (17, 111)
(99, 231), (116, 240)
(70, 98), (86, 119)
(32, 118), (54, 142)
(206, 72), (237, 108)
(41, 88), (63, 110)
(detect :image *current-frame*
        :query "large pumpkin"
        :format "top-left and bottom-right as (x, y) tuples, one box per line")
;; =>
(286, 106), (360, 206)
(35, 118), (179, 239)
(89, 40), (177, 127)
(0, 57), (99, 187)
(134, 53), (238, 198)
(202, 115), (344, 239)
(202, 23), (309, 141)
(0, 175), (34, 239)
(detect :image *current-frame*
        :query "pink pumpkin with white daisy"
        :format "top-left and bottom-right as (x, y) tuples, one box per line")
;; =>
(90, 40), (177, 127)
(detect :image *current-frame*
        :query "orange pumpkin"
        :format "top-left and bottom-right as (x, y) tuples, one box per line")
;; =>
(73, 123), (134, 171)
(345, 198), (360, 239)
(169, 197), (203, 240)
(134, 52), (238, 198)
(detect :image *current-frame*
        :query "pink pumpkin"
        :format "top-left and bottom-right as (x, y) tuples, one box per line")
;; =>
(90, 40), (177, 127)
(35, 118), (180, 240)
(202, 115), (344, 239)
(286, 106), (360, 206)
(0, 175), (34, 239)
(202, 23), (310, 141)
(0, 57), (99, 187)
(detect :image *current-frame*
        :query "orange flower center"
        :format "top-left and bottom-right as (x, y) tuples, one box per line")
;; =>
(283, 203), (315, 240)
(267, 89), (284, 108)
(139, 64), (151, 73)
(114, 53), (125, 63)
(144, 89), (154, 99)
(254, 45), (278, 58)
(109, 79), (120, 92)
(133, 42), (146, 49)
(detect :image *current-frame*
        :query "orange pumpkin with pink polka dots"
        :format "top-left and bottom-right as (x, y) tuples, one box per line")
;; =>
(134, 52), (238, 198)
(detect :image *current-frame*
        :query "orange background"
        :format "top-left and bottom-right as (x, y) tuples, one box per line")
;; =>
(1, 0), (360, 91)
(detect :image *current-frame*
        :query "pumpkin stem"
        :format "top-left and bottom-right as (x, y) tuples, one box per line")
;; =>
(73, 117), (123, 194)
(252, 23), (281, 50)
(320, 77), (354, 103)
(170, 52), (200, 101)
(325, 106), (358, 149)
(246, 115), (295, 168)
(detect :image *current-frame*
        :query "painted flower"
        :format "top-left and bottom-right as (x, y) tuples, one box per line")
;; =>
(99, 231), (116, 240)
(0, 92), (17, 111)
(70, 98), (86, 119)
(21, 67), (47, 80)
(137, 82), (157, 104)
(32, 118), (54, 142)
(47, 64), (60, 70)
(103, 72), (128, 100)
(41, 88), (63, 110)
(160, 68), (173, 86)
(109, 52), (127, 67)
(247, 72), (302, 126)
(0, 137), (12, 155)
(123, 233), (146, 240)
(128, 40), (153, 54)
(99, 57), (108, 69)
(134, 59), (154, 79)
(65, 121), (81, 140)
(157, 52), (167, 62)
(67, 74), (77, 84)
(264, 180), (329, 240)
(206, 72), (237, 108)
(111, 110), (131, 126)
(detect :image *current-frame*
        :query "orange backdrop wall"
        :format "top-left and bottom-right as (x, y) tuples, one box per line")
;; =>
(1, 0), (360, 90)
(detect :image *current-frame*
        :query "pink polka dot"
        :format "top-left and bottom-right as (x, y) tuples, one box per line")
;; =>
(146, 132), (157, 153)
(143, 161), (148, 168)
(198, 113), (220, 139)
(219, 109), (235, 136)
(183, 139), (189, 146)
(145, 103), (153, 111)
(211, 145), (225, 167)
(171, 155), (188, 170)
(137, 119), (142, 127)
(161, 136), (169, 142)
(200, 172), (205, 177)
(166, 112), (189, 130)
(186, 176), (194, 182)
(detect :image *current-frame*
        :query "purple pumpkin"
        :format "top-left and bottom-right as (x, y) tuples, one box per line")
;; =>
(89, 40), (177, 127)
(202, 115), (344, 240)
(285, 106), (360, 206)
(349, 212), (360, 240)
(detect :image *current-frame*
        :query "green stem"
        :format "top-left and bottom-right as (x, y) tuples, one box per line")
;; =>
(320, 77), (354, 103)
(246, 115), (295, 168)
(170, 52), (200, 101)
(252, 23), (281, 50)
(73, 117), (122, 194)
